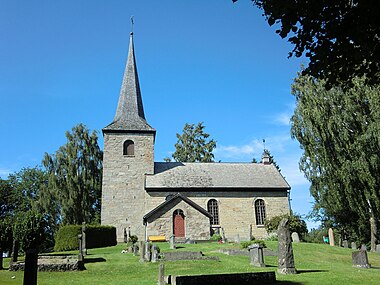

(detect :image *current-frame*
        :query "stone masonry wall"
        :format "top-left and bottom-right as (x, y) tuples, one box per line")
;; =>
(101, 132), (154, 242)
(147, 191), (289, 240)
(146, 199), (210, 240)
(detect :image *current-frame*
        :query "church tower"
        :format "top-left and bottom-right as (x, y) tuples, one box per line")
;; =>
(101, 32), (155, 242)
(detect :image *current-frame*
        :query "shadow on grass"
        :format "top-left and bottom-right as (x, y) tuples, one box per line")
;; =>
(276, 281), (304, 285)
(296, 269), (328, 274)
(84, 257), (106, 264)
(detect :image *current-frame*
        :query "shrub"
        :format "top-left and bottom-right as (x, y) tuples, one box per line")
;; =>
(210, 234), (222, 241)
(54, 225), (117, 252)
(128, 235), (138, 244)
(264, 214), (308, 240)
(266, 232), (278, 241)
(240, 240), (266, 249)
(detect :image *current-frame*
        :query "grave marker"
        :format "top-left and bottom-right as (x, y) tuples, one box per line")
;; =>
(277, 218), (297, 274)
(352, 250), (371, 268)
(248, 244), (265, 267)
(291, 232), (300, 243)
(328, 228), (335, 246)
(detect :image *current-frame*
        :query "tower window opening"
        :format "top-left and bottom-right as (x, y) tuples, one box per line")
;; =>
(123, 140), (134, 156)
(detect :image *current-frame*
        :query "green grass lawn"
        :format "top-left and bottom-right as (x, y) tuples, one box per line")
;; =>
(1, 241), (380, 284)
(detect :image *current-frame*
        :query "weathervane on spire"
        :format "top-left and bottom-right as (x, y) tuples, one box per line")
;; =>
(263, 139), (266, 151)
(130, 16), (134, 34)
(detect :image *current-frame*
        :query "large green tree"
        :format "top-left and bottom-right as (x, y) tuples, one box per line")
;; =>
(290, 73), (380, 247)
(233, 0), (380, 88)
(172, 122), (216, 162)
(43, 124), (103, 225)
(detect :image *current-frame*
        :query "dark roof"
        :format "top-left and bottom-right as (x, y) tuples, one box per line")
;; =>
(103, 33), (155, 133)
(143, 193), (212, 223)
(145, 162), (291, 190)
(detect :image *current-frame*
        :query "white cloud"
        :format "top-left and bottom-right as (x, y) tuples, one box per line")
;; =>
(0, 167), (12, 179)
(274, 112), (291, 126)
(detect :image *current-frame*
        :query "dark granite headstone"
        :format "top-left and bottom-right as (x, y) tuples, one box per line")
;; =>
(277, 218), (297, 274)
(352, 250), (370, 268)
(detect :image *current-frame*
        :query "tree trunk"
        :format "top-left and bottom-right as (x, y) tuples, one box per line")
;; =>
(11, 240), (19, 263)
(23, 248), (38, 285)
(370, 215), (378, 252)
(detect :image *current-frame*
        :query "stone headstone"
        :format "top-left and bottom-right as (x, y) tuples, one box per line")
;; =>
(352, 250), (371, 268)
(328, 228), (335, 246)
(376, 244), (380, 253)
(342, 240), (349, 248)
(78, 234), (84, 262)
(139, 241), (146, 262)
(170, 235), (176, 250)
(81, 222), (87, 256)
(277, 218), (296, 274)
(158, 263), (165, 285)
(248, 244), (265, 267)
(361, 244), (367, 251)
(221, 228), (226, 243)
(291, 232), (300, 243)
(132, 244), (138, 256)
(144, 243), (151, 262)
(23, 248), (38, 285)
(351, 242), (357, 250)
(151, 245), (158, 263)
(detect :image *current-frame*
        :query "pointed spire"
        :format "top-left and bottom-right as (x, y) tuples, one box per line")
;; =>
(104, 32), (155, 133)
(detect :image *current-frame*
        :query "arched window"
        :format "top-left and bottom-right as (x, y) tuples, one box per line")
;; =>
(123, 140), (134, 156)
(255, 199), (266, 225)
(207, 199), (219, 225)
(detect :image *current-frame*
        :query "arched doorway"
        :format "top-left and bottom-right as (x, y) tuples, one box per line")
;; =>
(173, 209), (185, 237)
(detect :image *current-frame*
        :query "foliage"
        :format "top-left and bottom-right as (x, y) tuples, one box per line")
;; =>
(13, 211), (48, 252)
(0, 178), (15, 218)
(43, 124), (103, 225)
(54, 225), (117, 252)
(172, 122), (216, 162)
(240, 240), (266, 249)
(264, 214), (308, 239)
(210, 234), (222, 241)
(290, 74), (380, 243)
(265, 232), (278, 241)
(233, 0), (380, 88)
(128, 235), (138, 244)
(304, 228), (328, 244)
(0, 217), (13, 254)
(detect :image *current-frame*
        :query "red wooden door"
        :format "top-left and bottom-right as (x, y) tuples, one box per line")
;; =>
(173, 211), (185, 237)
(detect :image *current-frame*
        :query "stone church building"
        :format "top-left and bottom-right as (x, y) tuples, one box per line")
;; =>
(101, 33), (291, 243)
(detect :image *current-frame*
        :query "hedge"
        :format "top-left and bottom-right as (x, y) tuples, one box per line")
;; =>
(54, 225), (117, 252)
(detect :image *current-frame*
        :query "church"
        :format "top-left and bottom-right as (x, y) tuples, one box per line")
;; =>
(101, 32), (291, 243)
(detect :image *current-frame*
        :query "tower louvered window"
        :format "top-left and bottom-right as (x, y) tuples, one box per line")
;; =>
(207, 199), (219, 225)
(255, 199), (266, 225)
(123, 140), (134, 155)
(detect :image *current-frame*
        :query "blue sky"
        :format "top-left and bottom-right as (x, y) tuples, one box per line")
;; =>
(0, 1), (318, 228)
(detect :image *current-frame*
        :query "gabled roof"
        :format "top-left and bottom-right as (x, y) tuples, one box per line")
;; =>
(143, 193), (212, 224)
(145, 162), (291, 190)
(103, 32), (155, 133)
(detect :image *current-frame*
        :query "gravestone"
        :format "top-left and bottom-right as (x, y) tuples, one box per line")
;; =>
(81, 222), (87, 256)
(144, 243), (151, 262)
(351, 242), (357, 250)
(291, 232), (300, 243)
(170, 235), (176, 250)
(248, 244), (265, 267)
(342, 240), (349, 248)
(132, 244), (138, 256)
(376, 244), (380, 253)
(328, 228), (335, 246)
(78, 234), (84, 262)
(158, 263), (165, 285)
(361, 244), (367, 251)
(277, 218), (297, 274)
(23, 248), (38, 285)
(352, 250), (371, 268)
(221, 228), (226, 243)
(139, 241), (146, 262)
(151, 245), (158, 263)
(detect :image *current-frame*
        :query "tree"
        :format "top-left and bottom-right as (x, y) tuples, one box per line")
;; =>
(43, 124), (103, 225)
(263, 149), (281, 172)
(290, 73), (380, 247)
(0, 217), (12, 269)
(172, 122), (216, 162)
(0, 178), (15, 218)
(265, 213), (308, 239)
(233, 0), (380, 88)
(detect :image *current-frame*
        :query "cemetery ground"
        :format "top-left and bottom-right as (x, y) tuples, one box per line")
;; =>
(1, 241), (380, 284)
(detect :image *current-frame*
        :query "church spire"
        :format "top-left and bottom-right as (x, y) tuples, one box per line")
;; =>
(103, 32), (155, 133)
